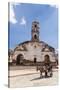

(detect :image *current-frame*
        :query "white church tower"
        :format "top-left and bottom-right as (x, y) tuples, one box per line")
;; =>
(31, 21), (40, 42)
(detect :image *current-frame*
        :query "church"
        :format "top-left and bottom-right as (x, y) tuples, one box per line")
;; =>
(12, 21), (57, 65)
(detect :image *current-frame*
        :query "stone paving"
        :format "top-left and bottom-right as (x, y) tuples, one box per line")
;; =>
(8, 66), (59, 88)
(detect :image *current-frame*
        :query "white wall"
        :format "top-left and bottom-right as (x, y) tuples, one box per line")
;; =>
(13, 42), (56, 62)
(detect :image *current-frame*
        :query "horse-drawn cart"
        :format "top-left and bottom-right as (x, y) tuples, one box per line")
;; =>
(36, 64), (53, 78)
(36, 55), (54, 78)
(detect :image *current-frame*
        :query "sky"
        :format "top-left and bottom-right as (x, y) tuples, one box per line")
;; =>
(8, 3), (58, 50)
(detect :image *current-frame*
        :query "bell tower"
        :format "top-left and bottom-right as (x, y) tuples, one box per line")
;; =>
(31, 21), (40, 42)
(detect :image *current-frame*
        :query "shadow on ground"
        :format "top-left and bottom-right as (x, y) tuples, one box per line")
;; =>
(31, 76), (51, 81)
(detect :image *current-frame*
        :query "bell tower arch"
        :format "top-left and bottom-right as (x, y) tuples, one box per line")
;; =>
(31, 21), (40, 42)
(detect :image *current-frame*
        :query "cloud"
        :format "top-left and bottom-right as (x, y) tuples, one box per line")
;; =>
(20, 16), (26, 26)
(9, 3), (27, 25)
(9, 3), (17, 24)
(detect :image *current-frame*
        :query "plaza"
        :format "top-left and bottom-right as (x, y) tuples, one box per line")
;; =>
(9, 66), (58, 88)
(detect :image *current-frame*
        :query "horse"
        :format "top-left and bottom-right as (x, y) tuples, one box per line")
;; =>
(36, 65), (53, 78)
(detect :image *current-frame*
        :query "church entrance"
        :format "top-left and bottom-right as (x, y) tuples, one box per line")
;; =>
(44, 55), (50, 64)
(34, 57), (37, 63)
(16, 54), (23, 65)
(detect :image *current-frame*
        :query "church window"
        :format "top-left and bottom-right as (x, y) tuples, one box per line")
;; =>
(34, 34), (37, 39)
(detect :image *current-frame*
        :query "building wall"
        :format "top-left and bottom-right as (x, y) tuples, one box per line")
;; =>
(41, 52), (56, 62)
(12, 42), (56, 62)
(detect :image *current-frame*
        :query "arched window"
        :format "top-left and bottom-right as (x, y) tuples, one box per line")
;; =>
(35, 24), (37, 27)
(34, 34), (37, 39)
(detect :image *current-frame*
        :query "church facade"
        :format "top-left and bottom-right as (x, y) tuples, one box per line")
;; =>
(12, 21), (56, 65)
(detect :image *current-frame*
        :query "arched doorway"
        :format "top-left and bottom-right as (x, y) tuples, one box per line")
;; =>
(44, 55), (50, 64)
(16, 54), (23, 65)
(34, 57), (37, 63)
